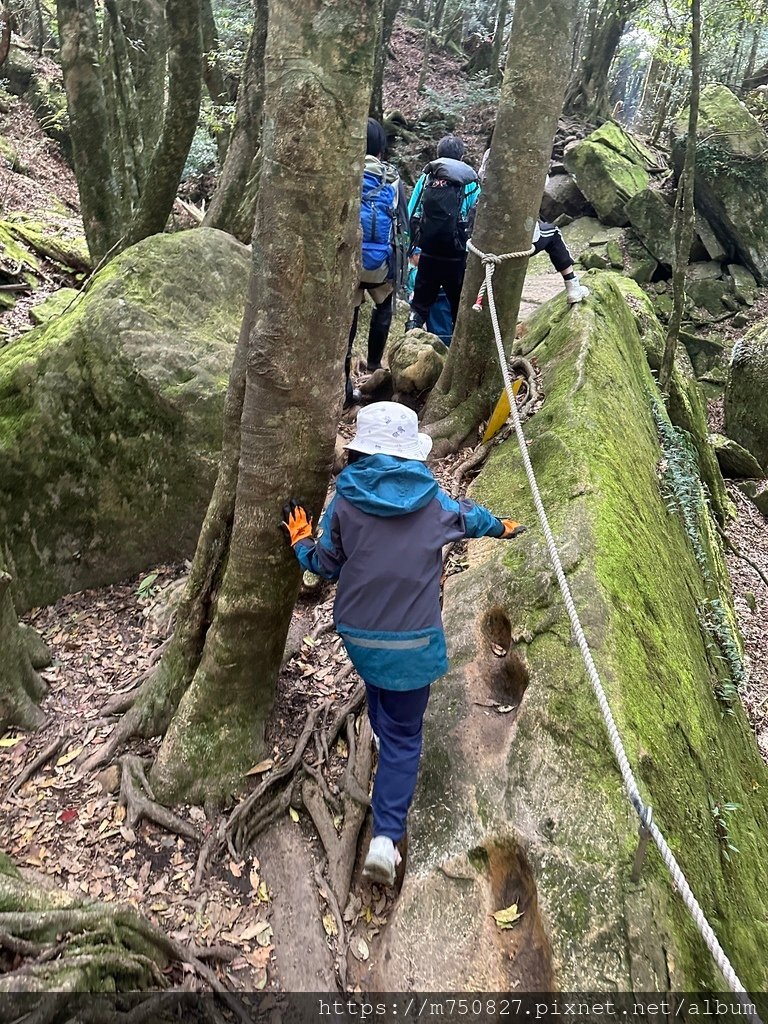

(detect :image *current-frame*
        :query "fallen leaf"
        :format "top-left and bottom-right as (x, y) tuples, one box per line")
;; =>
(493, 903), (523, 929)
(351, 937), (369, 962)
(249, 868), (260, 891)
(336, 738), (349, 758)
(124, 877), (138, 890)
(322, 913), (338, 937)
(56, 745), (83, 767)
(288, 806), (299, 823)
(58, 808), (79, 824)
(245, 759), (274, 776)
(0, 735), (22, 747)
(229, 859), (243, 878)
(257, 881), (269, 903)
(497, 705), (517, 714)
(255, 922), (273, 947)
(491, 643), (507, 657)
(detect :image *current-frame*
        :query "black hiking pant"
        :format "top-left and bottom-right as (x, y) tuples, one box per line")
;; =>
(533, 222), (574, 272)
(345, 292), (394, 404)
(409, 252), (467, 329)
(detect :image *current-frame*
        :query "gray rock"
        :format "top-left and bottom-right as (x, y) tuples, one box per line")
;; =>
(686, 261), (724, 281)
(674, 84), (768, 283)
(709, 433), (765, 478)
(540, 173), (593, 222)
(725, 323), (768, 471)
(387, 328), (447, 398)
(624, 188), (676, 265)
(694, 213), (727, 261)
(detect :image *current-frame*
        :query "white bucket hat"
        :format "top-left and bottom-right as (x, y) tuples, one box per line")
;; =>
(344, 402), (433, 461)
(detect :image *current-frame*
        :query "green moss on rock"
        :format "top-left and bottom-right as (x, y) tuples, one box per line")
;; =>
(0, 228), (249, 609)
(724, 319), (768, 472)
(377, 273), (768, 997)
(564, 125), (652, 227)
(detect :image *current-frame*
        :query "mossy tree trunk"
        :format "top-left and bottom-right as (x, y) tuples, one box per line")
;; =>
(563, 0), (642, 121)
(203, 0), (267, 241)
(95, 0), (381, 807)
(0, 557), (46, 733)
(422, 0), (578, 456)
(56, 0), (202, 262)
(659, 0), (700, 392)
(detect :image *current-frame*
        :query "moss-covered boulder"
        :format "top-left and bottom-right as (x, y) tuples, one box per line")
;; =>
(675, 85), (768, 283)
(387, 328), (447, 400)
(0, 228), (249, 609)
(624, 188), (676, 265)
(724, 320), (768, 471)
(564, 123), (654, 226)
(367, 273), (768, 996)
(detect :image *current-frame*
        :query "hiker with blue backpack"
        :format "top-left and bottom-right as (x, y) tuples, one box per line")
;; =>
(344, 119), (408, 408)
(405, 135), (481, 334)
(282, 402), (526, 885)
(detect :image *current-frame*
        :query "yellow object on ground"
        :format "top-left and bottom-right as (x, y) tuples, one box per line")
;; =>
(481, 378), (523, 444)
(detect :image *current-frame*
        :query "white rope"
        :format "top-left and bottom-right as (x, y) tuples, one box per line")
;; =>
(469, 239), (763, 1020)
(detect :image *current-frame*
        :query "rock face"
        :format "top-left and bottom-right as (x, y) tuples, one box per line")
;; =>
(624, 188), (675, 265)
(387, 328), (447, 401)
(540, 173), (593, 223)
(564, 123), (657, 226)
(709, 433), (765, 479)
(0, 228), (249, 609)
(366, 273), (768, 994)
(675, 84), (768, 283)
(724, 321), (768, 471)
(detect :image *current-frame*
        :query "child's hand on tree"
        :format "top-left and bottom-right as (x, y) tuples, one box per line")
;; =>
(282, 500), (313, 546)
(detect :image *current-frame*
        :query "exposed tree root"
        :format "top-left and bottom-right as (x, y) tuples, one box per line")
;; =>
(313, 859), (349, 990)
(5, 733), (68, 802)
(0, 856), (238, 1019)
(118, 756), (198, 843)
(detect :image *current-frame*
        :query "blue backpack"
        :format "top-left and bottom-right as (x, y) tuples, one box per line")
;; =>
(360, 167), (398, 273)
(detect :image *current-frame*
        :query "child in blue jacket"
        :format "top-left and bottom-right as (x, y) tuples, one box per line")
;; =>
(282, 402), (525, 885)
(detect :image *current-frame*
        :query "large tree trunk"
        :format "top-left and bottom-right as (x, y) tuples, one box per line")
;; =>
(56, 0), (122, 262)
(659, 0), (700, 392)
(203, 0), (268, 240)
(137, 0), (380, 806)
(123, 0), (202, 247)
(563, 0), (641, 120)
(0, 559), (46, 734)
(422, 0), (578, 456)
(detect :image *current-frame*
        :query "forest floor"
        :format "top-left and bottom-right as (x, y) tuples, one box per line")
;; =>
(2, 16), (768, 1001)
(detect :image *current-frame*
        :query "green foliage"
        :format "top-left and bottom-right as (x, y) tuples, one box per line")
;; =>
(183, 124), (218, 179)
(417, 78), (498, 132)
(709, 796), (741, 861)
(698, 597), (746, 709)
(650, 396), (746, 712)
(695, 137), (768, 189)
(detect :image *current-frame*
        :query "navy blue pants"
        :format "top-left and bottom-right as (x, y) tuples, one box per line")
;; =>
(365, 683), (431, 842)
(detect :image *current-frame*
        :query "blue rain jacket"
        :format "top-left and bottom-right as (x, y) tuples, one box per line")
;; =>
(294, 455), (504, 690)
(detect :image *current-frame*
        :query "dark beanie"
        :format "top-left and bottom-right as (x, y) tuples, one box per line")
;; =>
(436, 134), (465, 159)
(366, 118), (387, 157)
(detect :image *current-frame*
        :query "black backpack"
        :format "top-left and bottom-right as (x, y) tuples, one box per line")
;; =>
(418, 175), (466, 257)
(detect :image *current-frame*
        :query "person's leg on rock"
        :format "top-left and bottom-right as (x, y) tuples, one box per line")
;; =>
(363, 683), (431, 886)
(535, 222), (589, 304)
(366, 287), (394, 371)
(407, 252), (443, 332)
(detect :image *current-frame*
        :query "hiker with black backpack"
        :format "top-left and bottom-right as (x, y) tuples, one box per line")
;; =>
(405, 135), (481, 334)
(344, 119), (408, 408)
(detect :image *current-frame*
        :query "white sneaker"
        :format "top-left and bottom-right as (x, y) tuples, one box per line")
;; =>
(372, 731), (380, 752)
(362, 836), (402, 886)
(565, 277), (590, 304)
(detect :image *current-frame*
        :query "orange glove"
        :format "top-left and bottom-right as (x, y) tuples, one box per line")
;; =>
(282, 500), (313, 546)
(499, 518), (527, 539)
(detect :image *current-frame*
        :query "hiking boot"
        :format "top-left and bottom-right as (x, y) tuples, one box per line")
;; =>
(565, 277), (590, 304)
(363, 836), (402, 887)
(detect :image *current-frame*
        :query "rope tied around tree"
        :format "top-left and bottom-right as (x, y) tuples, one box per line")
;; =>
(467, 238), (535, 311)
(468, 242), (763, 1020)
